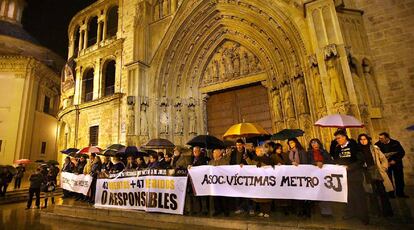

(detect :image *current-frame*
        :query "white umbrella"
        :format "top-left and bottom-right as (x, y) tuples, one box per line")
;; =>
(314, 114), (364, 128)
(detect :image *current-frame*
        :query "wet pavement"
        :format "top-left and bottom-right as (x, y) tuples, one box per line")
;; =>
(0, 198), (152, 230)
(0, 188), (413, 230)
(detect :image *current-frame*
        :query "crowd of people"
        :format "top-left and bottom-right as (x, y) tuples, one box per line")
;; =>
(56, 130), (408, 225)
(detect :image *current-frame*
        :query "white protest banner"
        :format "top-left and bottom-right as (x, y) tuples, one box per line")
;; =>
(94, 176), (188, 215)
(189, 165), (347, 203)
(61, 172), (93, 195)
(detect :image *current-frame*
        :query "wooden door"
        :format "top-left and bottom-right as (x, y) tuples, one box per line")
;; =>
(206, 84), (272, 138)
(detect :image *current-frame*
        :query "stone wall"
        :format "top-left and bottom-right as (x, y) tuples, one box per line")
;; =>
(353, 0), (414, 180)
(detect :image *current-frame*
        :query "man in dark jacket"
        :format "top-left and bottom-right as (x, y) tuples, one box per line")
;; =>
(0, 167), (13, 197)
(188, 146), (210, 215)
(62, 156), (74, 198)
(171, 146), (190, 169)
(375, 132), (408, 198)
(331, 129), (368, 225)
(228, 139), (249, 165)
(26, 168), (44, 209)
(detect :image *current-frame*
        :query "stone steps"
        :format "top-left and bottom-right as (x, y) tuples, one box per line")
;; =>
(39, 203), (407, 230)
(0, 188), (63, 205)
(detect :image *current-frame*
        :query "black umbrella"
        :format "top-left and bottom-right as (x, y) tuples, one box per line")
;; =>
(143, 138), (175, 149)
(187, 135), (225, 149)
(0, 165), (17, 175)
(60, 148), (79, 155)
(46, 160), (59, 165)
(140, 148), (157, 155)
(117, 146), (149, 158)
(271, 129), (305, 140)
(407, 125), (414, 131)
(101, 144), (125, 156)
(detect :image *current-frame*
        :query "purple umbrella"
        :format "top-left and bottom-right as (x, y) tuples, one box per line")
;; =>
(315, 114), (364, 128)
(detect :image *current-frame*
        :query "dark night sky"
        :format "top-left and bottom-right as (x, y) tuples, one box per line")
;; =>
(22, 0), (96, 59)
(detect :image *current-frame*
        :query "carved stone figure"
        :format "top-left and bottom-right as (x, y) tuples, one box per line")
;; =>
(350, 65), (365, 105)
(363, 65), (381, 107)
(248, 52), (257, 73)
(326, 58), (345, 103)
(140, 104), (148, 135)
(219, 54), (226, 80)
(271, 89), (282, 121)
(296, 77), (310, 114)
(212, 59), (219, 81)
(283, 85), (295, 118)
(311, 66), (325, 109)
(233, 47), (240, 77)
(188, 106), (197, 134)
(174, 106), (183, 135)
(160, 106), (169, 134)
(240, 49), (249, 75)
(223, 48), (234, 78)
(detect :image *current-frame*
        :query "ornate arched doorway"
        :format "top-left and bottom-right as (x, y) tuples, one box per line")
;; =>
(147, 0), (315, 144)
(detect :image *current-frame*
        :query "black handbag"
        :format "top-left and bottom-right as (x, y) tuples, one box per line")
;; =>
(367, 150), (383, 181)
(367, 166), (383, 181)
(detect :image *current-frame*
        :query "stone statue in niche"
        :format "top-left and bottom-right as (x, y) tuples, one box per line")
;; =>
(160, 105), (169, 134)
(350, 64), (365, 105)
(283, 85), (295, 118)
(326, 58), (345, 103)
(188, 106), (197, 134)
(271, 89), (283, 121)
(296, 77), (310, 114)
(140, 103), (148, 135)
(311, 65), (325, 109)
(174, 100), (183, 135)
(159, 97), (169, 134)
(363, 64), (381, 107)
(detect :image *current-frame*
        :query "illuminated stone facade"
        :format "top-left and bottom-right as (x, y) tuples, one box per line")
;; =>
(58, 0), (412, 174)
(0, 0), (63, 165)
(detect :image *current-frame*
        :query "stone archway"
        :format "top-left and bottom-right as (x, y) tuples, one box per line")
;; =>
(148, 0), (315, 144)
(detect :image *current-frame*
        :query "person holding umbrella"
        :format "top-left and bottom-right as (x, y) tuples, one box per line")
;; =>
(88, 153), (102, 204)
(136, 156), (147, 170)
(43, 166), (57, 208)
(0, 166), (14, 197)
(171, 146), (190, 170)
(125, 156), (138, 171)
(75, 155), (87, 201)
(209, 148), (230, 216)
(14, 164), (25, 190)
(101, 154), (113, 174)
(62, 156), (74, 198)
(331, 129), (369, 225)
(188, 146), (210, 215)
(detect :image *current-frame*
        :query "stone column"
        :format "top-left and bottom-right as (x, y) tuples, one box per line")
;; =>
(93, 59), (101, 100)
(73, 67), (82, 105)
